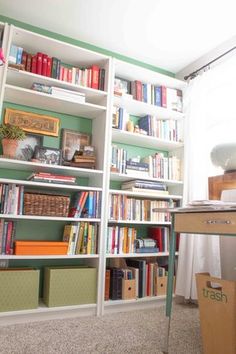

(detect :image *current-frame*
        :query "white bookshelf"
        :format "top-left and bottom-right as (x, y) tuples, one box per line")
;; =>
(0, 23), (185, 320)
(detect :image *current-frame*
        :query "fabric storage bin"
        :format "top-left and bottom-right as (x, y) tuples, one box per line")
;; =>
(14, 241), (69, 255)
(24, 192), (70, 217)
(43, 266), (97, 307)
(0, 268), (39, 312)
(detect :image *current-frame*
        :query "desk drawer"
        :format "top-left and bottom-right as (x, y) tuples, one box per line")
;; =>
(174, 212), (236, 234)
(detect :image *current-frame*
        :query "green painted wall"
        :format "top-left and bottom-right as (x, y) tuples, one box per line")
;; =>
(0, 15), (174, 77)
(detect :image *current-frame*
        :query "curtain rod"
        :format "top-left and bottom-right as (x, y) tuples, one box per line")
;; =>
(184, 46), (236, 81)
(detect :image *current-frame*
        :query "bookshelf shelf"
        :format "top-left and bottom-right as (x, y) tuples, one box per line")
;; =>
(112, 128), (184, 151)
(104, 295), (166, 306)
(0, 178), (102, 192)
(113, 95), (184, 119)
(0, 158), (103, 179)
(7, 69), (108, 103)
(4, 85), (106, 118)
(108, 220), (171, 225)
(0, 254), (99, 260)
(0, 214), (101, 222)
(106, 252), (174, 258)
(109, 189), (182, 200)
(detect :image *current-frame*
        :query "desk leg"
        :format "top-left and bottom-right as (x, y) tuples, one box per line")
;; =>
(163, 214), (176, 354)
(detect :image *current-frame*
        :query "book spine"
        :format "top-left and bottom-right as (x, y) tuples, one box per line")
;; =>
(26, 53), (32, 72)
(36, 52), (43, 75)
(42, 54), (48, 76)
(46, 56), (52, 77)
(91, 65), (100, 89)
(31, 54), (37, 74)
(51, 57), (58, 79)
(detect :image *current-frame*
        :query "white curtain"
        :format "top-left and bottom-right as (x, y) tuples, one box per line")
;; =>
(176, 53), (236, 300)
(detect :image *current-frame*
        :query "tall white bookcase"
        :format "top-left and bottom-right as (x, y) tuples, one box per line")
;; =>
(0, 22), (186, 323)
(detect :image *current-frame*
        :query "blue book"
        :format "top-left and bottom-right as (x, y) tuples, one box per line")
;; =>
(8, 45), (18, 64)
(118, 107), (123, 130)
(142, 83), (147, 103)
(154, 86), (162, 107)
(16, 47), (23, 64)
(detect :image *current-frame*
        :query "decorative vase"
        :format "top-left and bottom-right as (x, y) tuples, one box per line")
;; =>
(1, 138), (19, 158)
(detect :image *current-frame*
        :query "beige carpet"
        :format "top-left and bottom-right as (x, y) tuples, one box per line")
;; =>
(0, 303), (202, 354)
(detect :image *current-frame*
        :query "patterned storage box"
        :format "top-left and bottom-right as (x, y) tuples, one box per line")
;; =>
(24, 192), (70, 217)
(0, 268), (39, 312)
(43, 266), (97, 307)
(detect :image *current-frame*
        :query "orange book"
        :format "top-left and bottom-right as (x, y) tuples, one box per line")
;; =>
(91, 64), (99, 89)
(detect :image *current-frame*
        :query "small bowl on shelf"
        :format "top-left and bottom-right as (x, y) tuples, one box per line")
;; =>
(210, 143), (236, 172)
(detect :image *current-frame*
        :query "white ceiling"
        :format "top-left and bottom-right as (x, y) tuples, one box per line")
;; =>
(0, 0), (235, 74)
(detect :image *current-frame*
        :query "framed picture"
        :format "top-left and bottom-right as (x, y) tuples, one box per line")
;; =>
(34, 146), (62, 165)
(61, 129), (91, 162)
(15, 133), (43, 161)
(114, 77), (131, 95)
(4, 108), (60, 137)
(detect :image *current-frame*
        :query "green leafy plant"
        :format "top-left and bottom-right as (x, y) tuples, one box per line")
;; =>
(0, 124), (26, 140)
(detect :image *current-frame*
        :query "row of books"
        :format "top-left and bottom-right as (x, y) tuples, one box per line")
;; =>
(138, 115), (183, 142)
(28, 172), (76, 184)
(0, 184), (24, 215)
(68, 190), (101, 218)
(109, 194), (170, 222)
(111, 145), (181, 181)
(106, 226), (137, 254)
(106, 261), (167, 300)
(62, 222), (98, 255)
(9, 45), (105, 90)
(32, 83), (86, 104)
(0, 220), (16, 255)
(114, 77), (183, 112)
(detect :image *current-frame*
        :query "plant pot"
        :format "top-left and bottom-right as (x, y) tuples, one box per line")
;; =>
(1, 138), (19, 158)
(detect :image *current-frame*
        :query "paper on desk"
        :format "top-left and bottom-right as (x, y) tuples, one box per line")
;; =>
(177, 200), (236, 212)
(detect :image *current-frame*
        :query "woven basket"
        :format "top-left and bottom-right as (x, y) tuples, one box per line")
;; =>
(24, 192), (70, 217)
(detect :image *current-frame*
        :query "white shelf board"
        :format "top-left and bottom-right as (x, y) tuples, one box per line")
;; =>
(113, 95), (184, 119)
(112, 129), (183, 151)
(0, 214), (100, 222)
(12, 26), (108, 67)
(110, 172), (183, 186)
(7, 69), (108, 101)
(4, 85), (106, 118)
(108, 220), (171, 225)
(115, 59), (186, 90)
(0, 178), (102, 192)
(0, 254), (99, 260)
(105, 295), (166, 306)
(0, 158), (103, 178)
(109, 189), (182, 200)
(106, 252), (170, 258)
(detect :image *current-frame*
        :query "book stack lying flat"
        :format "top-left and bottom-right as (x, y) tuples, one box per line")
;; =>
(27, 172), (76, 184)
(121, 179), (169, 195)
(51, 86), (86, 103)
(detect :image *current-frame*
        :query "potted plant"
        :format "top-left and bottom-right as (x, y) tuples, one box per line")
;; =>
(0, 123), (26, 158)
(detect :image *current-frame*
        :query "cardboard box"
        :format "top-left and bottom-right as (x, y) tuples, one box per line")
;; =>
(43, 266), (97, 307)
(155, 276), (168, 296)
(196, 273), (236, 354)
(0, 268), (39, 312)
(15, 241), (69, 255)
(122, 279), (136, 300)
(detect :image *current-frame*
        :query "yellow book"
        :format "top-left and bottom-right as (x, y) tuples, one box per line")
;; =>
(75, 222), (85, 254)
(63, 224), (75, 255)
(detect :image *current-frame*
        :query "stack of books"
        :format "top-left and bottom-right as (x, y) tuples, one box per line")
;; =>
(71, 146), (96, 169)
(121, 179), (169, 195)
(50, 86), (85, 103)
(27, 172), (76, 184)
(125, 160), (149, 177)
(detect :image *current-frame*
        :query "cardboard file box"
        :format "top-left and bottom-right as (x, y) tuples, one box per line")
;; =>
(15, 241), (69, 255)
(43, 266), (97, 307)
(155, 276), (168, 296)
(196, 273), (236, 354)
(122, 279), (136, 300)
(0, 268), (39, 312)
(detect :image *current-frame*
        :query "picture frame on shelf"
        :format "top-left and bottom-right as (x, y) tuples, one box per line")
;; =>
(15, 133), (43, 161)
(33, 146), (62, 165)
(4, 108), (60, 137)
(61, 128), (91, 162)
(114, 77), (131, 95)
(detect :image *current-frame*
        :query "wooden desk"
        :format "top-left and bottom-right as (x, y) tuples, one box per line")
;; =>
(164, 209), (236, 354)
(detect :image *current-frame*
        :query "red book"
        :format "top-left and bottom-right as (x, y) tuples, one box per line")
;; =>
(31, 54), (37, 74)
(91, 64), (100, 89)
(46, 56), (52, 77)
(63, 67), (68, 82)
(161, 86), (167, 108)
(42, 54), (48, 76)
(148, 227), (163, 252)
(36, 52), (43, 75)
(59, 66), (64, 81)
(135, 80), (142, 101)
(5, 221), (13, 255)
(67, 68), (72, 83)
